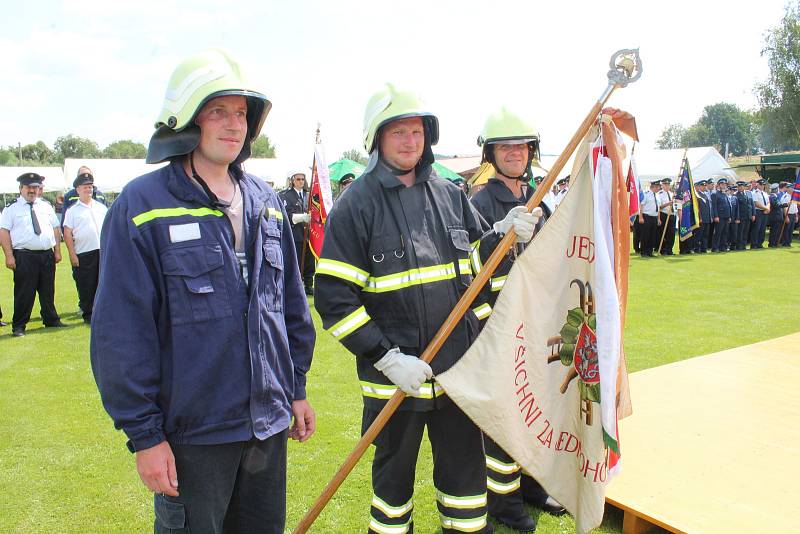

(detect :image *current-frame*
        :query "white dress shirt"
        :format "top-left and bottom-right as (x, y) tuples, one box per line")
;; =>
(656, 190), (673, 214)
(553, 187), (568, 207)
(63, 198), (108, 254)
(751, 189), (769, 210)
(640, 190), (659, 216)
(0, 196), (59, 250)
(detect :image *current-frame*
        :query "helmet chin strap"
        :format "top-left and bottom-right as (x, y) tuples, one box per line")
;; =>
(382, 159), (417, 176)
(487, 141), (535, 181)
(497, 169), (529, 181)
(189, 152), (225, 207)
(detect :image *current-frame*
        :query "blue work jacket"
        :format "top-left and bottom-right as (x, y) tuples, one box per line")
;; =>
(90, 160), (315, 452)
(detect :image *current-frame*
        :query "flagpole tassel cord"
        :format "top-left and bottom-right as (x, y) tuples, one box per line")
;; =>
(292, 48), (642, 534)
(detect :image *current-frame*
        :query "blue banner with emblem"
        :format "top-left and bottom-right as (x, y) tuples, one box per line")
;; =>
(675, 156), (700, 241)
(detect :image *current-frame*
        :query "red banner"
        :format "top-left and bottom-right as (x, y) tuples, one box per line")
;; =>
(308, 145), (332, 259)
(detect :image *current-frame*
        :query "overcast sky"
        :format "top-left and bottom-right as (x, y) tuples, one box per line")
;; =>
(0, 0), (790, 176)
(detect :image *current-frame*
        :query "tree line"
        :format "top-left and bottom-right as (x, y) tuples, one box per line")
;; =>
(0, 134), (277, 166)
(657, 1), (800, 156)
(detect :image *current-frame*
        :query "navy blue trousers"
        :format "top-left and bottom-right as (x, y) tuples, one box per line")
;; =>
(154, 431), (288, 534)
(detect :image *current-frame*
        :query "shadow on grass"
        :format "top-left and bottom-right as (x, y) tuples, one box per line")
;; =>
(4, 321), (85, 339)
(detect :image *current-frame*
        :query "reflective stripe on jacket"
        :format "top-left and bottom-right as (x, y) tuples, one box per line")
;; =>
(315, 162), (496, 411)
(90, 161), (314, 452)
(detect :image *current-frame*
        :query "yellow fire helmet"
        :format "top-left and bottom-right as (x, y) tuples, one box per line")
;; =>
(477, 107), (540, 180)
(146, 49), (271, 165)
(362, 83), (439, 170)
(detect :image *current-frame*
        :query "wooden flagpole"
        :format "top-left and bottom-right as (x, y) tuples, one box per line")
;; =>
(293, 49), (642, 534)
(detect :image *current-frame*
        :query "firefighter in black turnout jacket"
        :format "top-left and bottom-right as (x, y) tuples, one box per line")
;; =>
(469, 108), (562, 532)
(315, 85), (538, 534)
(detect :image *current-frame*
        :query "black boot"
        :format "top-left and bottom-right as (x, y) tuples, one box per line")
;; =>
(521, 474), (567, 516)
(488, 489), (536, 532)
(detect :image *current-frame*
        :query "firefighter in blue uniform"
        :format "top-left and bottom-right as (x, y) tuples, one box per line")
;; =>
(735, 181), (754, 250)
(469, 108), (558, 532)
(315, 84), (538, 534)
(727, 184), (739, 251)
(693, 180), (711, 253)
(90, 50), (316, 534)
(767, 183), (784, 247)
(711, 177), (732, 252)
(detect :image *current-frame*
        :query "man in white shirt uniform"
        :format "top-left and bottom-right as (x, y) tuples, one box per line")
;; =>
(63, 172), (109, 324)
(638, 181), (661, 257)
(0, 172), (66, 336)
(782, 180), (797, 246)
(750, 179), (770, 248)
(0, 206), (5, 327)
(553, 176), (569, 208)
(656, 178), (676, 255)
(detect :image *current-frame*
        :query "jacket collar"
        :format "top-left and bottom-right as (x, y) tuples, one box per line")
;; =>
(166, 159), (263, 207)
(485, 177), (530, 204)
(373, 160), (434, 189)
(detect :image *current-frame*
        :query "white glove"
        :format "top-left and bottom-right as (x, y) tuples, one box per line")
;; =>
(493, 206), (543, 243)
(291, 213), (311, 225)
(374, 348), (433, 397)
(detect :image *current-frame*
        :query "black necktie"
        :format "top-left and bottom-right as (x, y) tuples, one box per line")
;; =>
(28, 202), (41, 235)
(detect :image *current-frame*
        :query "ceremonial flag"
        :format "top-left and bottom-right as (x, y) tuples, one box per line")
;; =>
(308, 144), (333, 259)
(675, 156), (700, 241)
(437, 123), (631, 533)
(792, 168), (800, 205)
(627, 153), (641, 218)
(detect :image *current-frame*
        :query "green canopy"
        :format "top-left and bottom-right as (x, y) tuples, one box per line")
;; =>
(328, 158), (366, 183)
(432, 161), (464, 182)
(327, 158), (464, 183)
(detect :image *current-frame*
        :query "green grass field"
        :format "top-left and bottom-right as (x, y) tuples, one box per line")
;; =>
(1, 243), (798, 533)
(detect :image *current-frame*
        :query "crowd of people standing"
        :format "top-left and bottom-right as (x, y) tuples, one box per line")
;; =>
(634, 177), (797, 256)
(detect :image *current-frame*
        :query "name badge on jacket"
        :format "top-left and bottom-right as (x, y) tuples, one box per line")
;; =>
(169, 223), (201, 243)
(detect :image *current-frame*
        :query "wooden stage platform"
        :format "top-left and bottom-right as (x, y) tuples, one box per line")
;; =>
(604, 333), (800, 533)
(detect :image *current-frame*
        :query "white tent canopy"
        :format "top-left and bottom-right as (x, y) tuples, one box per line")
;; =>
(634, 147), (738, 185)
(64, 159), (168, 193)
(62, 158), (291, 193)
(0, 166), (66, 194)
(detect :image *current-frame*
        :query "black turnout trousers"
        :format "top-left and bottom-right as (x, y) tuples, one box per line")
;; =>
(364, 401), (491, 534)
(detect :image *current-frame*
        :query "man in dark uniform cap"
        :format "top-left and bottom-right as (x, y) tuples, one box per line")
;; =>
(767, 182), (784, 247)
(553, 176), (569, 208)
(61, 165), (108, 225)
(693, 180), (711, 253)
(0, 173), (66, 336)
(280, 170), (315, 295)
(62, 172), (109, 323)
(334, 173), (356, 206)
(726, 184), (739, 251)
(711, 177), (732, 252)
(735, 181), (754, 250)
